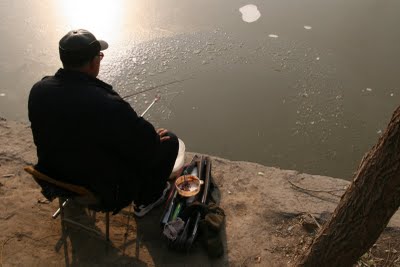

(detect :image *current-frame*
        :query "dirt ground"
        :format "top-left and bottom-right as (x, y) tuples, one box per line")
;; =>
(1, 119), (400, 266)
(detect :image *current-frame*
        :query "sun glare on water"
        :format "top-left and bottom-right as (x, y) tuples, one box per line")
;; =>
(57, 0), (124, 43)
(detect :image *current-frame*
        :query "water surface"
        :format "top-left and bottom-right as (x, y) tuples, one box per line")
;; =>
(0, 0), (399, 180)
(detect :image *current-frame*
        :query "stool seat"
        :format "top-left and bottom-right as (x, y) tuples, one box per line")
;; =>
(24, 166), (100, 207)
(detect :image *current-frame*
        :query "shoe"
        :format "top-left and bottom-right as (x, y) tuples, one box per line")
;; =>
(134, 182), (171, 217)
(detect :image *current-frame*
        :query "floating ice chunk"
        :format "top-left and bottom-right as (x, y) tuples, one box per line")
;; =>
(316, 57), (320, 60)
(0, 93), (5, 97)
(239, 5), (261, 23)
(268, 34), (279, 38)
(304, 25), (312, 30)
(390, 93), (394, 97)
(366, 88), (372, 92)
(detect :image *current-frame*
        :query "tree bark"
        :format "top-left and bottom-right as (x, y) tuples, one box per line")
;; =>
(296, 106), (400, 267)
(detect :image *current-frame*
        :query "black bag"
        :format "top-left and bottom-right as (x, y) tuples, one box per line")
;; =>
(160, 155), (225, 257)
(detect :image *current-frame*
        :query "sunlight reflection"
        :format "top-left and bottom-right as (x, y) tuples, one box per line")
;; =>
(57, 0), (124, 43)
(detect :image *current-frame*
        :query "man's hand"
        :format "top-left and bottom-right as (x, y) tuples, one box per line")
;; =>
(157, 128), (171, 142)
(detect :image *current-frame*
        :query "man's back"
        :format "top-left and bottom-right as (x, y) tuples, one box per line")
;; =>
(28, 68), (160, 209)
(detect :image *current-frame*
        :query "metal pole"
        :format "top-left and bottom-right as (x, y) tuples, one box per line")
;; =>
(53, 199), (69, 219)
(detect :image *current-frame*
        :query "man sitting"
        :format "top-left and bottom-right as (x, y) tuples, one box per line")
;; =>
(28, 29), (179, 216)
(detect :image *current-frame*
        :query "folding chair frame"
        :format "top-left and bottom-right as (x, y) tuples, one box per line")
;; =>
(24, 166), (111, 246)
(55, 198), (110, 243)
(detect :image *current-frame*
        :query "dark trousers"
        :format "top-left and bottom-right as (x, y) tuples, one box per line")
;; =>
(137, 132), (179, 205)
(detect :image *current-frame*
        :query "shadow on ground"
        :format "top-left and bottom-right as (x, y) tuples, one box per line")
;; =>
(62, 203), (228, 266)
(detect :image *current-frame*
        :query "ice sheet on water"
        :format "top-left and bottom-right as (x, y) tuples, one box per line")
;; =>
(239, 5), (261, 23)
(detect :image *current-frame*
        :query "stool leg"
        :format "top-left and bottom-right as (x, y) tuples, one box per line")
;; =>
(105, 212), (110, 242)
(59, 198), (70, 266)
(59, 198), (68, 239)
(105, 212), (110, 253)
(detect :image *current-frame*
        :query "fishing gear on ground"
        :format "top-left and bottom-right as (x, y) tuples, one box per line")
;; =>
(160, 155), (225, 257)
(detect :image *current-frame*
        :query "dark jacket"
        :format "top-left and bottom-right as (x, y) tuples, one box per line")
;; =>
(28, 68), (160, 211)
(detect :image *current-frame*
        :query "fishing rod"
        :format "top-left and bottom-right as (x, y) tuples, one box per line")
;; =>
(140, 94), (161, 117)
(122, 78), (191, 100)
(124, 77), (191, 117)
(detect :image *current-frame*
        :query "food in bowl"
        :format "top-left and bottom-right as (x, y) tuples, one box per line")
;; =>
(175, 175), (204, 197)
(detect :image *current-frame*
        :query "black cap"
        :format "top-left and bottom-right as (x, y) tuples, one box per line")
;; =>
(59, 29), (108, 66)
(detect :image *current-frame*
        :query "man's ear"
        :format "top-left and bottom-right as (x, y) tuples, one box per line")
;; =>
(88, 58), (97, 69)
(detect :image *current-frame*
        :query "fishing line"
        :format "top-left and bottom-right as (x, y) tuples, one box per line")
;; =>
(139, 91), (182, 119)
(122, 77), (192, 99)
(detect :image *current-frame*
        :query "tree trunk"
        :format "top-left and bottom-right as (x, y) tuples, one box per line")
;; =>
(296, 106), (400, 267)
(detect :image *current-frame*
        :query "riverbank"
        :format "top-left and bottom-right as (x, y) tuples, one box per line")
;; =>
(1, 119), (400, 266)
